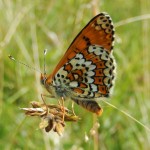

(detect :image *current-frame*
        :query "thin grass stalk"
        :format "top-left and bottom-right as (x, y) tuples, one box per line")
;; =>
(93, 115), (99, 150)
(141, 0), (150, 149)
(0, 48), (4, 116)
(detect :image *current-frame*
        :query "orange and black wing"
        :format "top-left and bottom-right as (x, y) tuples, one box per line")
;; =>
(51, 12), (115, 77)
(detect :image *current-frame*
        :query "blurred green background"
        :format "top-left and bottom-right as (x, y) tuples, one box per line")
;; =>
(0, 0), (150, 149)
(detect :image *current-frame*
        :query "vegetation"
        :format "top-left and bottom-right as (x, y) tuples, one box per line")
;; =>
(0, 0), (150, 149)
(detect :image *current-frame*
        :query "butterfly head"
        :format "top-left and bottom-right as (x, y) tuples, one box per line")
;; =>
(40, 73), (53, 88)
(40, 73), (48, 85)
(40, 73), (57, 97)
(40, 73), (53, 86)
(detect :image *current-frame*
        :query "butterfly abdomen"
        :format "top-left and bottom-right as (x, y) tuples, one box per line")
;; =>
(72, 98), (103, 115)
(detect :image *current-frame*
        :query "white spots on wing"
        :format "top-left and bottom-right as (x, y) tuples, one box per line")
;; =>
(86, 71), (95, 76)
(88, 92), (94, 97)
(94, 49), (102, 55)
(69, 53), (93, 71)
(96, 18), (103, 24)
(84, 61), (92, 66)
(101, 23), (108, 29)
(58, 67), (68, 76)
(88, 46), (95, 53)
(90, 84), (98, 92)
(78, 58), (85, 64)
(101, 53), (109, 60)
(69, 53), (85, 69)
(74, 74), (79, 80)
(88, 45), (114, 63)
(96, 13), (113, 31)
(96, 14), (111, 27)
(53, 67), (69, 86)
(70, 59), (76, 66)
(86, 77), (94, 83)
(53, 78), (60, 86)
(103, 68), (110, 77)
(69, 81), (78, 87)
(103, 77), (110, 86)
(105, 28), (111, 33)
(105, 61), (112, 68)
(88, 65), (96, 71)
(88, 45), (107, 56)
(88, 45), (103, 55)
(75, 53), (83, 59)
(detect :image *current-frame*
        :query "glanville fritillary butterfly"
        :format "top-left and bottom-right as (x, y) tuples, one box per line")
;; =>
(40, 12), (116, 115)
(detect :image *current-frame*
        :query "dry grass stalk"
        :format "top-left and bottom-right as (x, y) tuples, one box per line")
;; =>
(21, 101), (80, 136)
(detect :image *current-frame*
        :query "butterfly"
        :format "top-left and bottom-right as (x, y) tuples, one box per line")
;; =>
(41, 12), (116, 115)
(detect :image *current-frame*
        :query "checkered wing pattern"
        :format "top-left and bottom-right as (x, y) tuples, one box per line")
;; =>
(41, 12), (116, 115)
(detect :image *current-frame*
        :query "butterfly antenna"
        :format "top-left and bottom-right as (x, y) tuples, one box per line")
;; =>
(8, 55), (42, 74)
(44, 49), (47, 76)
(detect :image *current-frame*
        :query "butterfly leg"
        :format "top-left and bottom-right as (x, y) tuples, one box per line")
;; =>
(41, 93), (55, 105)
(41, 94), (56, 115)
(41, 94), (55, 99)
(58, 97), (65, 122)
(72, 99), (103, 116)
(71, 102), (76, 116)
(41, 94), (47, 105)
(40, 94), (50, 114)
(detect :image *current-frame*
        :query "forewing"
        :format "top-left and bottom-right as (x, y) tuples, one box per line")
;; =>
(50, 12), (115, 77)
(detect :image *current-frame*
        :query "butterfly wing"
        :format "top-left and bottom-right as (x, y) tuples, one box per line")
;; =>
(50, 12), (115, 77)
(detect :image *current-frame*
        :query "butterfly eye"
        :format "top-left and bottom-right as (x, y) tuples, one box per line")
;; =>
(40, 73), (47, 85)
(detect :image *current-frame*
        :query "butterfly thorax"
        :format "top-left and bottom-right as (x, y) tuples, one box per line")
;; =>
(40, 73), (69, 99)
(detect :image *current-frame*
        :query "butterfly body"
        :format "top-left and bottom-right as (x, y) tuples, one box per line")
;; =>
(41, 12), (116, 115)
